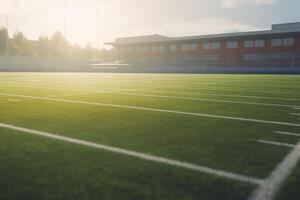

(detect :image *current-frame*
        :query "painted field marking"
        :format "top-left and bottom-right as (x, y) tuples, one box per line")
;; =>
(290, 113), (300, 116)
(194, 82), (298, 91)
(46, 95), (57, 98)
(257, 140), (296, 148)
(27, 80), (41, 82)
(8, 99), (21, 102)
(4, 82), (300, 103)
(5, 84), (300, 108)
(0, 122), (263, 185)
(143, 90), (300, 102)
(249, 140), (300, 200)
(77, 92), (88, 95)
(186, 85), (297, 95)
(0, 92), (300, 128)
(196, 80), (299, 89)
(274, 131), (300, 137)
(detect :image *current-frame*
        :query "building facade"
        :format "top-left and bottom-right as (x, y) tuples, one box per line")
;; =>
(107, 22), (300, 67)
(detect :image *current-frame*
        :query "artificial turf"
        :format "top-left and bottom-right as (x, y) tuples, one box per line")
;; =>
(0, 73), (300, 200)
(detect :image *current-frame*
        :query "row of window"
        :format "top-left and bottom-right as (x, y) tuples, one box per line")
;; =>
(123, 38), (295, 53)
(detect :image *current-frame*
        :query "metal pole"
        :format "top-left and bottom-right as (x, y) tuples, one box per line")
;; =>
(291, 53), (295, 68)
(5, 14), (8, 56)
(64, 1), (67, 38)
(96, 9), (100, 49)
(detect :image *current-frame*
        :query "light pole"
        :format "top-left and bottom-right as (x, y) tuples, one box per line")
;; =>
(64, 1), (67, 38)
(4, 2), (9, 56)
(96, 9), (100, 49)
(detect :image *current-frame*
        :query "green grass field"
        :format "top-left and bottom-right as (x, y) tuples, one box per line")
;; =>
(0, 73), (300, 200)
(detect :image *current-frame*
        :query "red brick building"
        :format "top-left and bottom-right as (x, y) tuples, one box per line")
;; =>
(107, 22), (300, 67)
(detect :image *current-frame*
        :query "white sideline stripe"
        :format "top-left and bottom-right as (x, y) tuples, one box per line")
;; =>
(0, 122), (263, 185)
(290, 113), (300, 116)
(274, 131), (300, 137)
(249, 140), (300, 200)
(1, 92), (300, 127)
(131, 89), (300, 102)
(190, 85), (298, 95)
(8, 99), (21, 102)
(195, 83), (298, 92)
(257, 140), (296, 148)
(5, 83), (300, 103)
(6, 84), (299, 108)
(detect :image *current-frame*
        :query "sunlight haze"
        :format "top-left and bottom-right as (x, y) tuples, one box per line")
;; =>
(0, 0), (299, 47)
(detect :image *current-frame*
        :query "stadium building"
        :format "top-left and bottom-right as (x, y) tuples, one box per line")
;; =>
(107, 22), (300, 68)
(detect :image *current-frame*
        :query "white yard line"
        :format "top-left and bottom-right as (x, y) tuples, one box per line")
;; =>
(0, 92), (300, 128)
(257, 140), (296, 148)
(125, 89), (300, 102)
(290, 113), (300, 116)
(4, 82), (300, 102)
(100, 91), (297, 108)
(185, 85), (297, 95)
(0, 122), (263, 185)
(8, 99), (21, 102)
(274, 131), (300, 137)
(194, 83), (298, 91)
(5, 84), (299, 108)
(249, 140), (300, 200)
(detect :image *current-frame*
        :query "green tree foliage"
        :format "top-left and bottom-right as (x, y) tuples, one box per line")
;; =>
(0, 28), (111, 59)
(50, 32), (72, 58)
(37, 34), (50, 57)
(0, 27), (8, 55)
(9, 32), (34, 56)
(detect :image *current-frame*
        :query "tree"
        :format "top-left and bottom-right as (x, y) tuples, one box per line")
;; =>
(9, 32), (26, 56)
(37, 34), (50, 57)
(50, 32), (71, 58)
(0, 27), (8, 55)
(0, 29), (113, 59)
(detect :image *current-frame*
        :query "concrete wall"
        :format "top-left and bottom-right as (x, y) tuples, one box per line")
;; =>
(1, 56), (300, 74)
(0, 56), (92, 72)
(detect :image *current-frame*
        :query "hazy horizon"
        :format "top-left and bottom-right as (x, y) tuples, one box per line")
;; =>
(0, 0), (299, 48)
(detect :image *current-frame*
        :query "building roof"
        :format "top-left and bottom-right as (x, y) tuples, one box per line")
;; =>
(115, 34), (169, 44)
(106, 22), (300, 46)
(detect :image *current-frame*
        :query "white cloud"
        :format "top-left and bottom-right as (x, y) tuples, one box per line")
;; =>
(222, 0), (279, 8)
(164, 18), (261, 37)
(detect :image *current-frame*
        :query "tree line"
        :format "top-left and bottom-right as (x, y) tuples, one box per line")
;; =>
(0, 27), (112, 59)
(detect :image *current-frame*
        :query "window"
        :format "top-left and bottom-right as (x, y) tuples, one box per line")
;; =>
(271, 38), (294, 47)
(152, 46), (166, 52)
(244, 40), (254, 48)
(124, 48), (132, 54)
(203, 42), (220, 50)
(152, 46), (158, 52)
(169, 45), (177, 51)
(181, 43), (198, 51)
(158, 46), (166, 52)
(244, 40), (264, 48)
(203, 43), (211, 50)
(211, 42), (220, 49)
(181, 44), (189, 51)
(272, 39), (282, 47)
(227, 41), (238, 48)
(255, 40), (265, 48)
(136, 47), (149, 53)
(190, 43), (198, 50)
(283, 38), (294, 46)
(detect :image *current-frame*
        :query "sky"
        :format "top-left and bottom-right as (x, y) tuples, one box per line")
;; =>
(0, 0), (299, 48)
